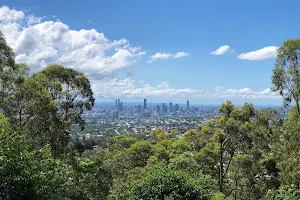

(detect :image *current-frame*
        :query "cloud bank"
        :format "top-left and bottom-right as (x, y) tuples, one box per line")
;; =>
(91, 78), (280, 101)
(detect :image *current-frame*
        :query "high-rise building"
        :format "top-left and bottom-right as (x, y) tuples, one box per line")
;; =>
(156, 105), (161, 113)
(169, 102), (173, 112)
(187, 100), (190, 110)
(144, 99), (147, 110)
(115, 100), (118, 109)
(174, 104), (179, 112)
(120, 102), (123, 112)
(162, 103), (165, 113)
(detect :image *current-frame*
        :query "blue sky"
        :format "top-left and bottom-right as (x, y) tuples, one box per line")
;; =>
(1, 0), (299, 105)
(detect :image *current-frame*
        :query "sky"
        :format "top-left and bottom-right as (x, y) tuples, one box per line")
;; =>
(1, 0), (299, 105)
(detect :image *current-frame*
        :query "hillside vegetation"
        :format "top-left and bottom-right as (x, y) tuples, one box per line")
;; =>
(1, 31), (300, 199)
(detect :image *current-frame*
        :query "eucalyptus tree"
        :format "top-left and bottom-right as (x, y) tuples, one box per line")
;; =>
(40, 64), (95, 130)
(272, 39), (300, 118)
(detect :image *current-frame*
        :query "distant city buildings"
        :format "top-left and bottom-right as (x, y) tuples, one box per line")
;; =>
(112, 99), (190, 118)
(156, 105), (161, 113)
(144, 99), (147, 110)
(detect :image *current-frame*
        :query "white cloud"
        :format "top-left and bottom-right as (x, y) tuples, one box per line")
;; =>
(173, 52), (189, 58)
(210, 45), (230, 55)
(156, 82), (170, 88)
(0, 6), (24, 22)
(217, 88), (280, 99)
(237, 46), (278, 60)
(148, 52), (189, 63)
(91, 79), (201, 100)
(139, 80), (147, 84)
(0, 6), (282, 103)
(27, 15), (42, 26)
(0, 6), (145, 75)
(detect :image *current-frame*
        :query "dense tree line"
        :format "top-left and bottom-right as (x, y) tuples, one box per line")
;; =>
(1, 30), (300, 199)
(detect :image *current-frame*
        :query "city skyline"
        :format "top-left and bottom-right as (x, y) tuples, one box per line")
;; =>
(96, 98), (281, 108)
(2, 1), (299, 105)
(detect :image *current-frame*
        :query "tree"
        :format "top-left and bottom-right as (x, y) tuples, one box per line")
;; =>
(124, 164), (217, 200)
(109, 135), (137, 151)
(272, 39), (300, 118)
(215, 101), (255, 193)
(0, 31), (16, 112)
(272, 107), (300, 186)
(73, 150), (113, 200)
(40, 64), (95, 130)
(126, 141), (154, 168)
(0, 114), (72, 200)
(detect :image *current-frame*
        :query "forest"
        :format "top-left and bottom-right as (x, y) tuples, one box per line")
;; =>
(1, 30), (300, 200)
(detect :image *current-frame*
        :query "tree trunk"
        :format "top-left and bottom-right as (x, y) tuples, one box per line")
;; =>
(219, 141), (224, 193)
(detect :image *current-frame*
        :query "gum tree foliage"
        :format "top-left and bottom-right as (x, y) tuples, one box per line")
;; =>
(124, 164), (217, 200)
(0, 114), (71, 200)
(272, 39), (300, 118)
(40, 64), (95, 130)
(0, 31), (16, 111)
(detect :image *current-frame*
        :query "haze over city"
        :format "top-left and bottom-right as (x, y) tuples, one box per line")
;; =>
(1, 0), (297, 105)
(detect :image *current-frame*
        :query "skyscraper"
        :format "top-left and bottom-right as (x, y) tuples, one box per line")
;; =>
(187, 100), (189, 110)
(120, 102), (123, 112)
(144, 99), (147, 110)
(156, 105), (160, 113)
(169, 102), (173, 112)
(174, 104), (179, 112)
(162, 103), (165, 113)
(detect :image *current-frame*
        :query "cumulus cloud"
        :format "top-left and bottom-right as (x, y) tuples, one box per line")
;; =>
(0, 6), (145, 75)
(210, 45), (230, 55)
(90, 78), (281, 101)
(148, 52), (189, 63)
(0, 6), (24, 22)
(237, 46), (278, 60)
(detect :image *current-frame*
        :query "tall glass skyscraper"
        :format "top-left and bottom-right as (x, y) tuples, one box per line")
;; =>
(144, 99), (147, 110)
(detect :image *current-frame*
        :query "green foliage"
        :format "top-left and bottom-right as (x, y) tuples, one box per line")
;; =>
(211, 192), (227, 200)
(127, 141), (154, 168)
(124, 164), (217, 200)
(110, 135), (137, 151)
(265, 185), (300, 200)
(169, 153), (200, 173)
(40, 64), (95, 130)
(0, 115), (71, 199)
(169, 139), (191, 155)
(272, 39), (300, 117)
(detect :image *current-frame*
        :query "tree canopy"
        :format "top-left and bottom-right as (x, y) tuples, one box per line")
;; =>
(1, 32), (300, 200)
